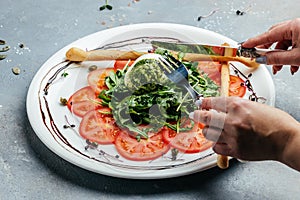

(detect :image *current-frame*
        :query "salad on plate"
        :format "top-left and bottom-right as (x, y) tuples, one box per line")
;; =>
(65, 46), (246, 162)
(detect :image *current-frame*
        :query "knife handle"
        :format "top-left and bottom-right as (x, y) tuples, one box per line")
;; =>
(255, 48), (286, 56)
(239, 46), (286, 58)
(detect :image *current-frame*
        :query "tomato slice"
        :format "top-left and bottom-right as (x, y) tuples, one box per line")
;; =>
(87, 68), (115, 94)
(198, 62), (246, 97)
(211, 46), (237, 57)
(113, 60), (134, 70)
(197, 62), (222, 86)
(67, 86), (99, 117)
(114, 130), (170, 161)
(162, 123), (213, 153)
(229, 75), (246, 97)
(79, 110), (119, 144)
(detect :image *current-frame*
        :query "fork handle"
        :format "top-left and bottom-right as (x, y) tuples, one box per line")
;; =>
(182, 83), (200, 100)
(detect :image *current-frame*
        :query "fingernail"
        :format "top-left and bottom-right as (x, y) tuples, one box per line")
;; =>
(189, 111), (195, 120)
(195, 97), (203, 107)
(255, 56), (267, 64)
(291, 67), (295, 75)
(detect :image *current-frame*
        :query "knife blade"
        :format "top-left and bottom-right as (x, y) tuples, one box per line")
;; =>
(151, 40), (239, 57)
(151, 40), (283, 58)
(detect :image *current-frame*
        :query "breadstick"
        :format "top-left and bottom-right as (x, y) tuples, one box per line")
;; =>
(170, 51), (259, 68)
(65, 47), (259, 68)
(217, 43), (232, 169)
(65, 47), (145, 61)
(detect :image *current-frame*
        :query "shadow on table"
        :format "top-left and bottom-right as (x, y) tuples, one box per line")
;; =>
(25, 117), (240, 195)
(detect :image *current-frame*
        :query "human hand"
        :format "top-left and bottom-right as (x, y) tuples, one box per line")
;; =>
(242, 18), (300, 75)
(189, 97), (300, 164)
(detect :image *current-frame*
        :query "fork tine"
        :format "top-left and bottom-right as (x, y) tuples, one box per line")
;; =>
(158, 56), (188, 83)
(158, 57), (174, 73)
(164, 53), (181, 68)
(158, 53), (200, 100)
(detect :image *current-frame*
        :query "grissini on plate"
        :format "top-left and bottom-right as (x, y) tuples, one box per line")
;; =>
(217, 43), (232, 169)
(65, 47), (259, 68)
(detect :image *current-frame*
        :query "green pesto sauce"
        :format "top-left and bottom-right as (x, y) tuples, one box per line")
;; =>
(126, 59), (169, 91)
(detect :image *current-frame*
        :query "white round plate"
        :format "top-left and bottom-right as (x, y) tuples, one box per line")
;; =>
(26, 23), (275, 179)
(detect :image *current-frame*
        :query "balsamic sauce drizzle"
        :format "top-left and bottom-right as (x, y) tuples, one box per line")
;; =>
(38, 60), (70, 143)
(43, 61), (74, 95)
(230, 63), (267, 103)
(43, 96), (69, 145)
(94, 36), (181, 50)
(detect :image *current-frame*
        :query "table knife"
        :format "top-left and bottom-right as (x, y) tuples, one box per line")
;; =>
(151, 40), (284, 58)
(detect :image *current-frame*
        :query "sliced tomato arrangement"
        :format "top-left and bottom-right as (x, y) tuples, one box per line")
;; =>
(162, 123), (212, 154)
(114, 130), (170, 161)
(79, 110), (119, 144)
(66, 58), (248, 162)
(67, 86), (99, 117)
(229, 75), (246, 97)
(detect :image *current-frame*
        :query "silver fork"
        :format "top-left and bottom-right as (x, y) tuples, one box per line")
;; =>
(158, 52), (202, 100)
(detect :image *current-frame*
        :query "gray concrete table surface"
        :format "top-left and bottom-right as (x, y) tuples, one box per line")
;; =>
(1, 0), (300, 199)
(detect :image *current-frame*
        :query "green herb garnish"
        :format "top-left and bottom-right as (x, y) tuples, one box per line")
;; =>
(99, 0), (113, 11)
(61, 72), (69, 77)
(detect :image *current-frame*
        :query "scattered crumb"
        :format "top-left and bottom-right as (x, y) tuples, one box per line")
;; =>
(88, 65), (98, 71)
(12, 67), (21, 75)
(60, 97), (68, 106)
(18, 43), (25, 48)
(110, 16), (115, 22)
(0, 55), (6, 60)
(74, 19), (78, 26)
